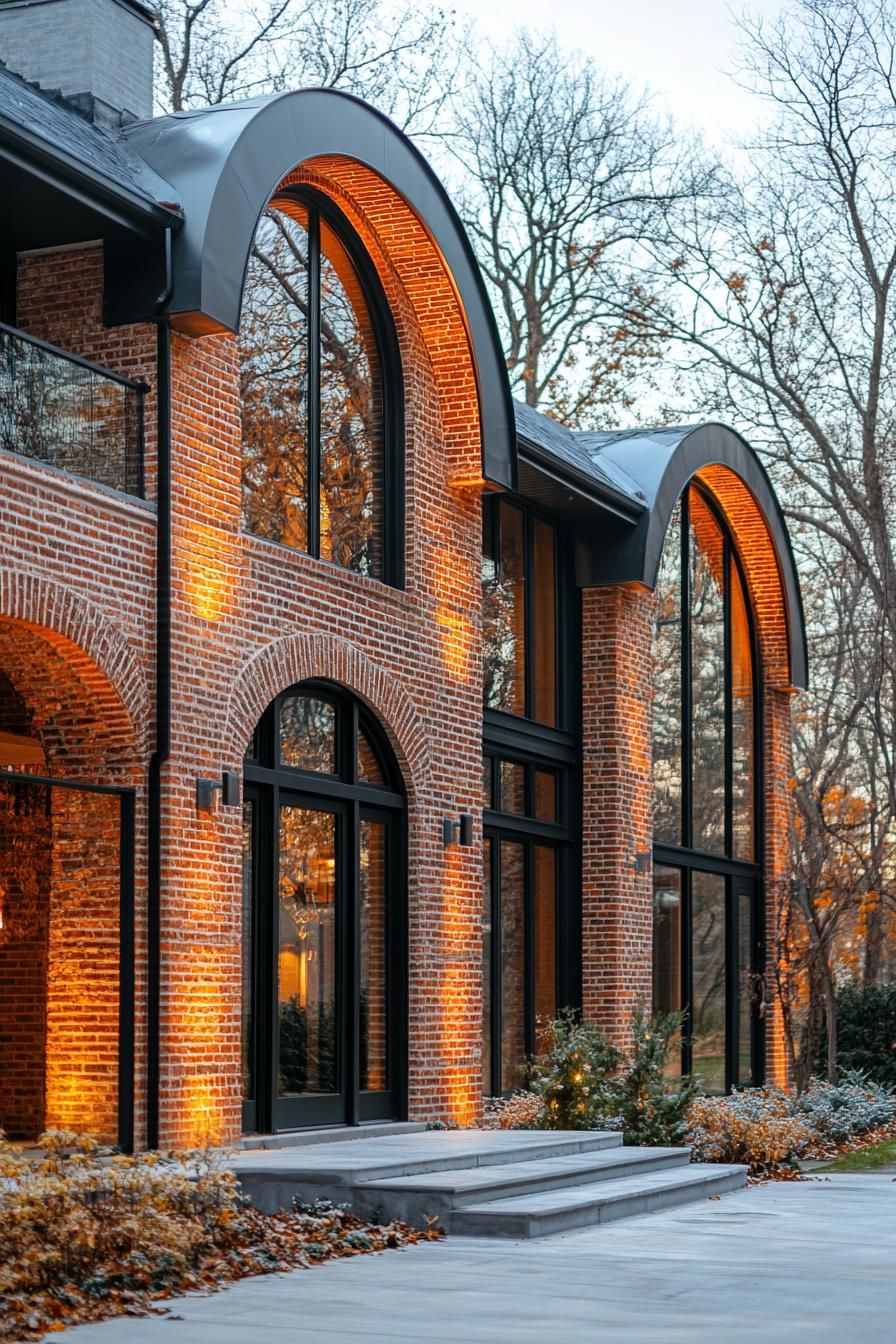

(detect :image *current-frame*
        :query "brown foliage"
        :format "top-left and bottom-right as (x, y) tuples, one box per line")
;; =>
(0, 1131), (441, 1342)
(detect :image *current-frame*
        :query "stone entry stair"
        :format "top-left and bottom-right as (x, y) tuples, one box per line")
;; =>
(231, 1129), (746, 1239)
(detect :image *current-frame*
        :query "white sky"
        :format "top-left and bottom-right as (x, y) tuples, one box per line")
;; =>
(453, 0), (788, 144)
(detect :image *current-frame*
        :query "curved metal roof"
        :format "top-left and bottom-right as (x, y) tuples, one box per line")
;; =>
(121, 87), (516, 489)
(574, 421), (808, 689)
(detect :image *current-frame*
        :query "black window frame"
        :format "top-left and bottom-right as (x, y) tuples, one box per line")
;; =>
(240, 186), (405, 588)
(481, 493), (582, 1096)
(652, 481), (766, 1091)
(482, 494), (570, 729)
(242, 680), (407, 1134)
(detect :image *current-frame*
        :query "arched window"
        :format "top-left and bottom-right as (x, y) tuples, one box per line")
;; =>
(241, 683), (405, 1132)
(651, 482), (762, 1093)
(240, 191), (402, 584)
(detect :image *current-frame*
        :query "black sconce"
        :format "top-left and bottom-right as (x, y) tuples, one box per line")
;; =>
(632, 851), (652, 873)
(196, 770), (241, 812)
(442, 814), (474, 847)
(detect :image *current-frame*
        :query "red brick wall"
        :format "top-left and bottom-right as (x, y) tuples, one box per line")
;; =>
(1, 196), (800, 1147)
(580, 582), (655, 1044)
(0, 782), (51, 1138)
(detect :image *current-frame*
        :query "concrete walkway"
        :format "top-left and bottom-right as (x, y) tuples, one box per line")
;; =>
(49, 1174), (895, 1343)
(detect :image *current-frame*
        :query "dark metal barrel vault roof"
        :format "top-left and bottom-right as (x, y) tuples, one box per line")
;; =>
(575, 421), (808, 689)
(121, 87), (517, 490)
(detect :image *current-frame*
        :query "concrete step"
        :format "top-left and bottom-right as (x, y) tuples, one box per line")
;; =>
(357, 1145), (692, 1223)
(232, 1129), (623, 1213)
(449, 1162), (748, 1238)
(237, 1121), (427, 1151)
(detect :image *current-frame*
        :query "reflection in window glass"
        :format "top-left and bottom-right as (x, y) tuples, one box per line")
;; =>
(652, 866), (682, 1076)
(691, 871), (726, 1093)
(319, 219), (383, 577)
(277, 805), (337, 1096)
(689, 492), (726, 853)
(533, 847), (557, 1052)
(738, 892), (754, 1087)
(359, 820), (388, 1092)
(482, 502), (526, 715)
(499, 759), (526, 814)
(242, 801), (254, 1102)
(482, 756), (493, 809)
(356, 727), (385, 785)
(280, 695), (336, 773)
(500, 841), (526, 1092)
(533, 517), (556, 725)
(240, 203), (310, 551)
(534, 770), (557, 822)
(653, 501), (682, 845)
(731, 564), (755, 861)
(239, 198), (389, 579)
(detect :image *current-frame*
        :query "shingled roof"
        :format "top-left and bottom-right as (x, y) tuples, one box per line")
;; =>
(0, 62), (180, 221)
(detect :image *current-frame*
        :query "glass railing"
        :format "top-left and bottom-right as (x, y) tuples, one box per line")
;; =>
(0, 321), (146, 497)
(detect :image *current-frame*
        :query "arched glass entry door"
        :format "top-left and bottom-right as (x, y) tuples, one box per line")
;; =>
(241, 683), (405, 1132)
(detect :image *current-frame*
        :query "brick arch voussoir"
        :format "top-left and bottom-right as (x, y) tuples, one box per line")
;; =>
(224, 634), (432, 802)
(694, 465), (792, 691)
(0, 569), (151, 760)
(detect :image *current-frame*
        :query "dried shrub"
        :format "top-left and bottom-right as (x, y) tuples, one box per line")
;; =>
(686, 1090), (815, 1175)
(0, 1131), (441, 1341)
(479, 1091), (546, 1130)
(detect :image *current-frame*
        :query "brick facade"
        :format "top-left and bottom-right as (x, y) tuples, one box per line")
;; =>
(580, 582), (655, 1044)
(0, 160), (798, 1146)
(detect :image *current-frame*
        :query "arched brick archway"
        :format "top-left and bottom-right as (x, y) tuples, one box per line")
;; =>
(0, 568), (151, 763)
(0, 575), (146, 1144)
(223, 633), (433, 802)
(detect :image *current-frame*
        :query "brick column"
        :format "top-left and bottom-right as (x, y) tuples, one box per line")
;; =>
(763, 684), (796, 1087)
(580, 582), (655, 1046)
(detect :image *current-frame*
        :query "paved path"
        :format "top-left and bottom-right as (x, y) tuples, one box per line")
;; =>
(49, 1174), (895, 1343)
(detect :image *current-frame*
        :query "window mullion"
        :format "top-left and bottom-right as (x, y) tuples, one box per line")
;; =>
(308, 208), (321, 559)
(724, 539), (733, 858)
(681, 487), (693, 850)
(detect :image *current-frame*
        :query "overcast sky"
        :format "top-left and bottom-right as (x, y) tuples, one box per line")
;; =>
(452, 0), (788, 144)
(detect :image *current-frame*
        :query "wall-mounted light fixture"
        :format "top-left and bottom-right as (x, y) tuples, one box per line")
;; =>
(196, 770), (241, 812)
(632, 851), (652, 873)
(442, 814), (474, 847)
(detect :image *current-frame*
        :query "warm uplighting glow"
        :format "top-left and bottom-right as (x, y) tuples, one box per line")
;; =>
(183, 521), (233, 623)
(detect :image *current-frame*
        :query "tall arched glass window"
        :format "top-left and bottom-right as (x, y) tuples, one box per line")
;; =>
(652, 482), (762, 1093)
(240, 192), (402, 583)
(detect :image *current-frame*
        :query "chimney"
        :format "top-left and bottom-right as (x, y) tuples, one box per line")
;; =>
(0, 0), (156, 127)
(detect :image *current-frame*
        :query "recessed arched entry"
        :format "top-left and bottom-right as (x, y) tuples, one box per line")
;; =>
(241, 680), (406, 1133)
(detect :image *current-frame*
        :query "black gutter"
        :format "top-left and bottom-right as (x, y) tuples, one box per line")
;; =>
(146, 226), (173, 1150)
(517, 434), (645, 525)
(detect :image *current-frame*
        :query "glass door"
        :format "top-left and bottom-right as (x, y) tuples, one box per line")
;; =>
(241, 682), (405, 1133)
(274, 796), (344, 1129)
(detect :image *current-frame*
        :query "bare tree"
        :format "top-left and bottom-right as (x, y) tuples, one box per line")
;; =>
(445, 31), (709, 425)
(154, 0), (462, 133)
(625, 0), (896, 1057)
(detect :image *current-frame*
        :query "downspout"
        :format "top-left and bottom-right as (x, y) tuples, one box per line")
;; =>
(147, 227), (174, 1150)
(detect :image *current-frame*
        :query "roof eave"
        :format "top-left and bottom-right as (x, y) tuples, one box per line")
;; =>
(0, 114), (181, 234)
(517, 433), (646, 525)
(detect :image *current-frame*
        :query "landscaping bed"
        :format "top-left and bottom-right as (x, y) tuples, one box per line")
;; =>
(0, 1131), (442, 1343)
(478, 1011), (896, 1181)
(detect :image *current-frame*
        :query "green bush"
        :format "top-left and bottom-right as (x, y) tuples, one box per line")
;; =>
(824, 983), (896, 1089)
(528, 1009), (622, 1129)
(527, 1008), (694, 1145)
(612, 1011), (696, 1147)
